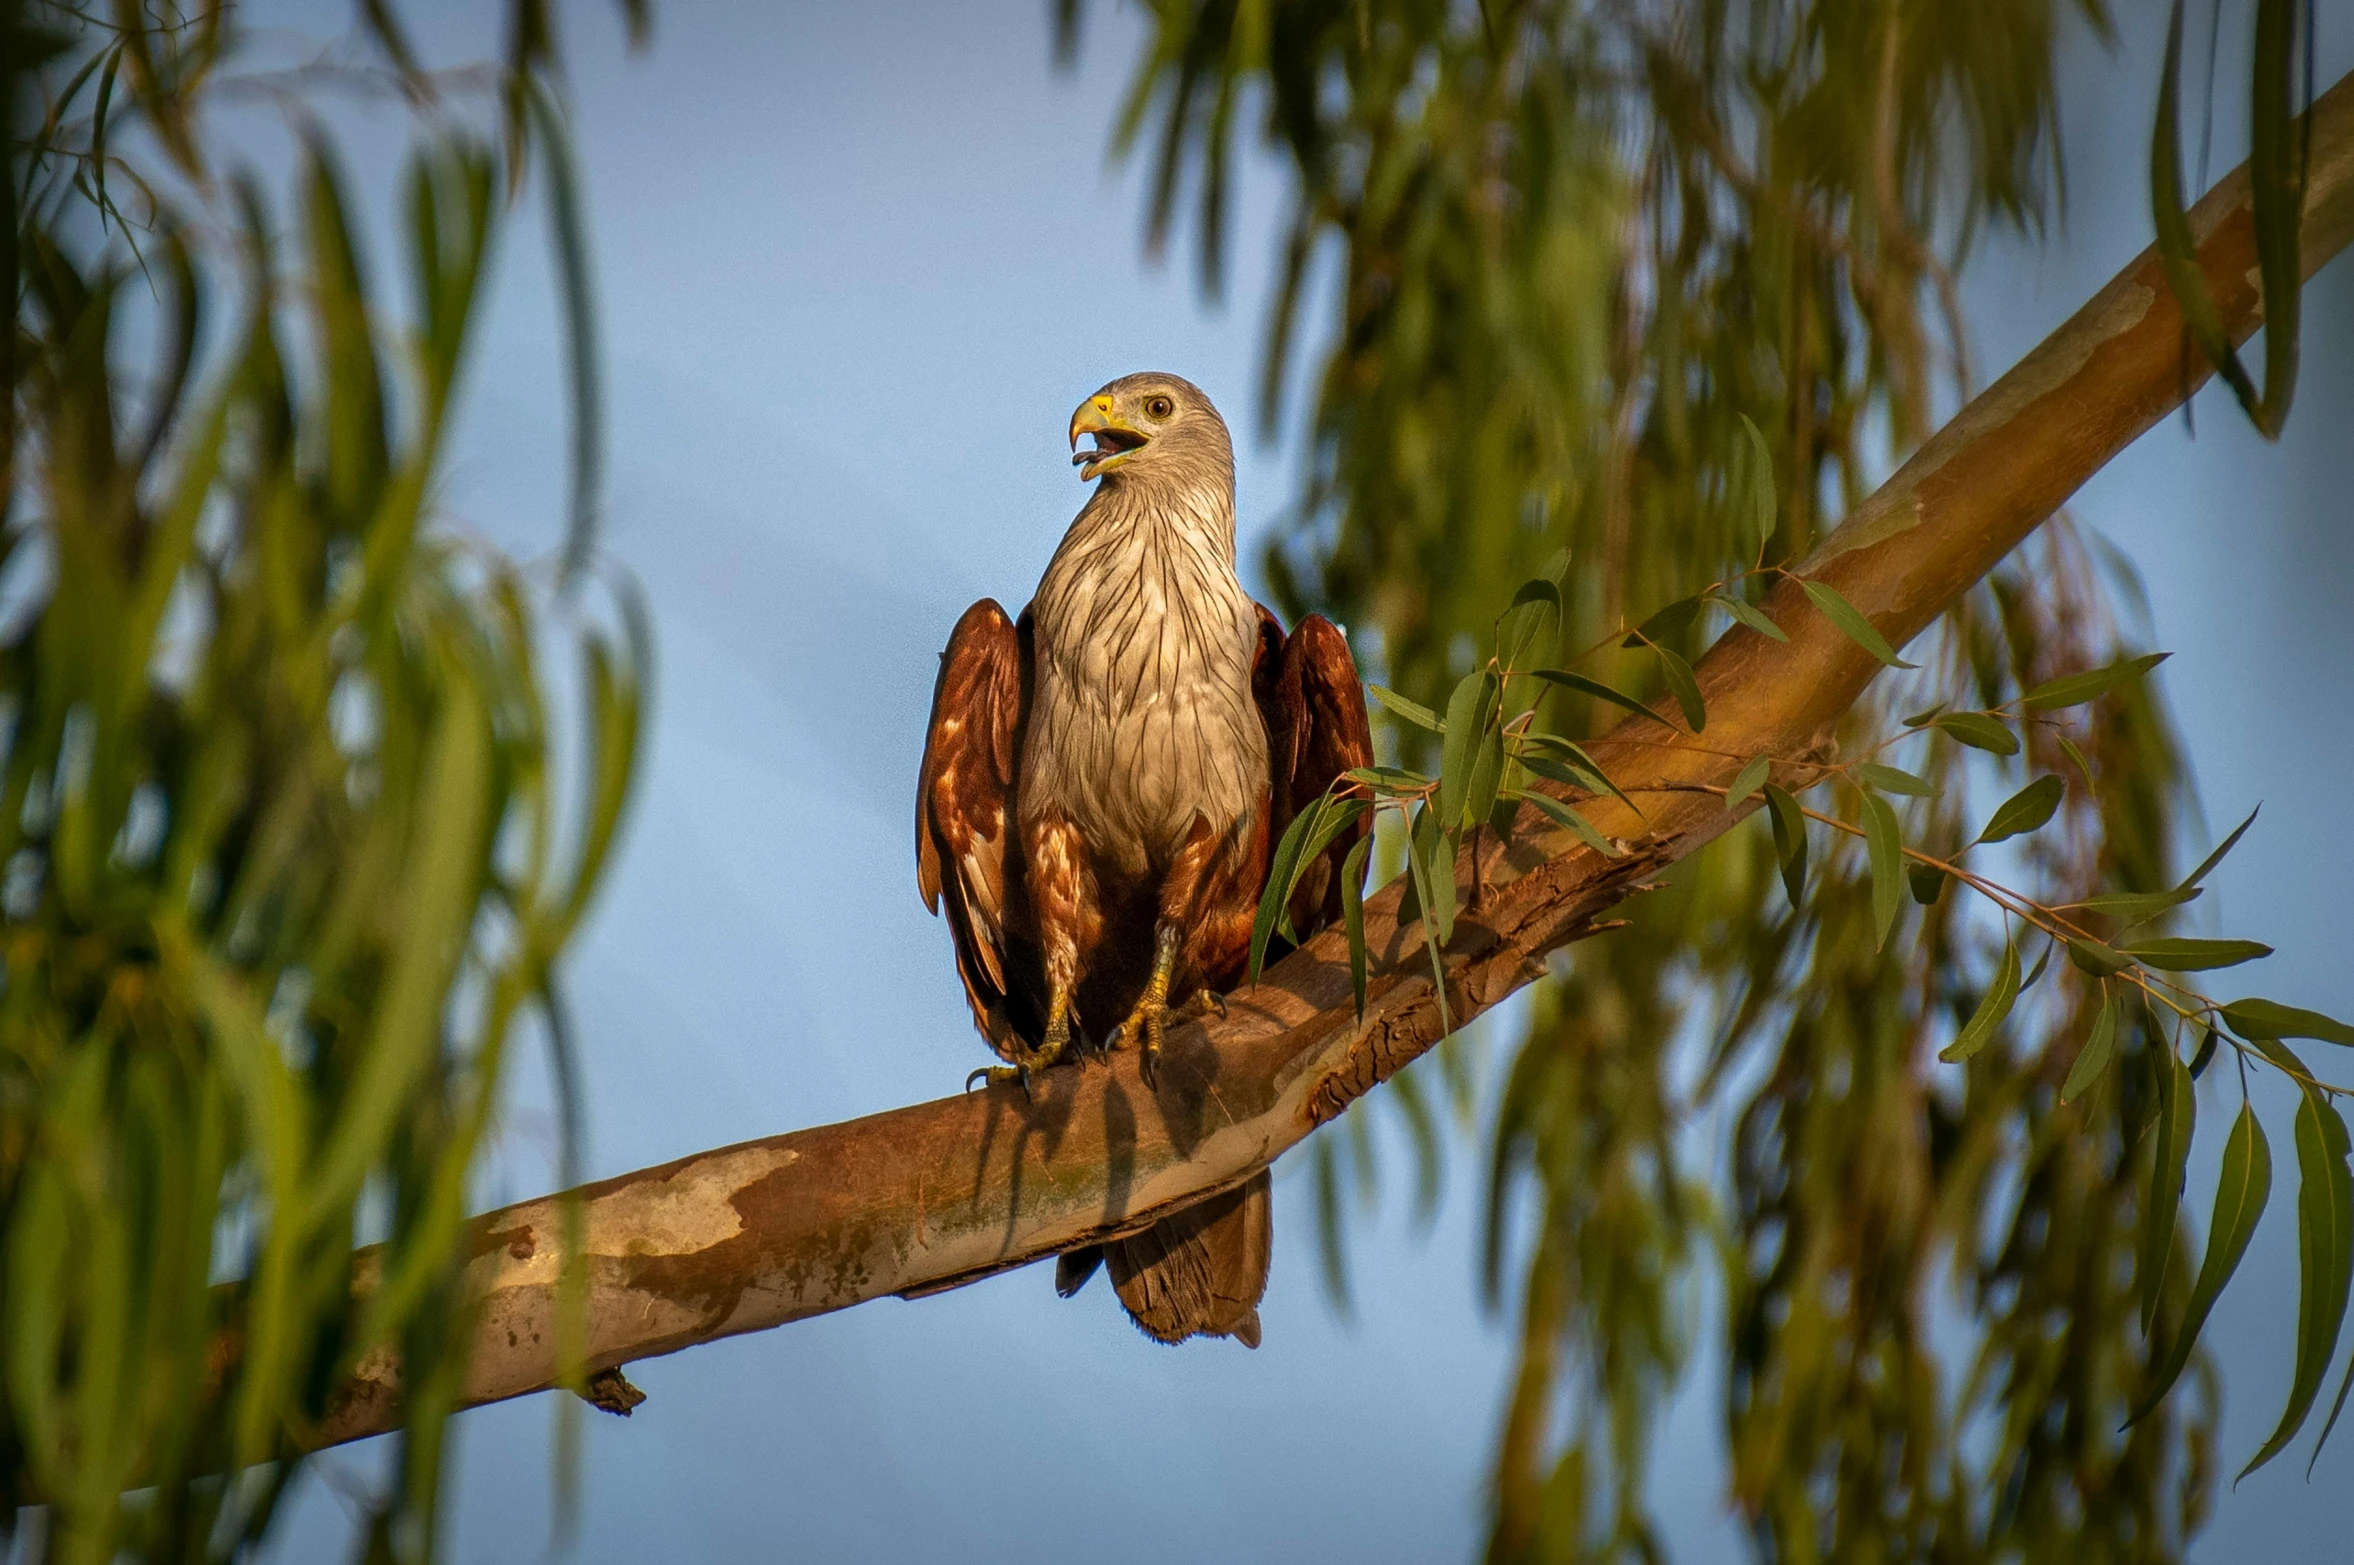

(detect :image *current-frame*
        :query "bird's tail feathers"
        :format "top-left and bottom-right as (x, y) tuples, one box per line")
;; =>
(1096, 1171), (1272, 1348)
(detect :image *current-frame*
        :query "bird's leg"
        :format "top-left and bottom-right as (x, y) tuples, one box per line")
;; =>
(966, 987), (1074, 1095)
(967, 809), (1097, 1096)
(1106, 923), (1183, 1088)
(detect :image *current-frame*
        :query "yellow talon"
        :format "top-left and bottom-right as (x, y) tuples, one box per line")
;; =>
(968, 991), (1074, 1100)
(1108, 925), (1181, 1088)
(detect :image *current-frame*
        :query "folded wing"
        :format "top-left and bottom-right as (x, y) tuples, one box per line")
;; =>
(1253, 606), (1375, 931)
(916, 599), (1037, 1058)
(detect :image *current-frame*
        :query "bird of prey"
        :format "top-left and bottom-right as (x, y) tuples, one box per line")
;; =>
(915, 372), (1372, 1347)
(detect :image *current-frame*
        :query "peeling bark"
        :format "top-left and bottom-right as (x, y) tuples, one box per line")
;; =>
(314, 74), (2354, 1450)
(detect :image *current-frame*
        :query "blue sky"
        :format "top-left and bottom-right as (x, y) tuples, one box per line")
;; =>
(242, 3), (2354, 1560)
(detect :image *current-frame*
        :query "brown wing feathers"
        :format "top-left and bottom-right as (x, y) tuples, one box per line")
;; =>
(1254, 608), (1375, 930)
(916, 600), (1034, 1057)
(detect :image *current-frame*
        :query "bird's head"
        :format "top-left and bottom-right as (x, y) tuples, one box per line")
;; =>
(1068, 373), (1232, 488)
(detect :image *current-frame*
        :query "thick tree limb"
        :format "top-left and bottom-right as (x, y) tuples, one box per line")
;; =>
(319, 74), (2354, 1449)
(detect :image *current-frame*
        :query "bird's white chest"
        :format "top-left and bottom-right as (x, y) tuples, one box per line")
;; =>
(1023, 524), (1266, 880)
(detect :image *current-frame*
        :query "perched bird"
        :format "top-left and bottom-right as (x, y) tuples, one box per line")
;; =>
(915, 372), (1372, 1346)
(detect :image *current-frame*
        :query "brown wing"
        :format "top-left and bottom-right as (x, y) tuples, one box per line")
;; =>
(917, 600), (1040, 1058)
(1252, 605), (1375, 930)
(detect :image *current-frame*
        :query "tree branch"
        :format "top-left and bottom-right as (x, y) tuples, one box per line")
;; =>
(317, 72), (2354, 1450)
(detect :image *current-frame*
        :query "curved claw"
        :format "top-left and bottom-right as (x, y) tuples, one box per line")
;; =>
(1110, 998), (1170, 1091)
(965, 1063), (1032, 1098)
(1185, 988), (1228, 1021)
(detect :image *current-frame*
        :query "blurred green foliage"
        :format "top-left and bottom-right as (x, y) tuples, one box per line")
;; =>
(1085, 1), (2338, 1559)
(2, 2), (643, 1559)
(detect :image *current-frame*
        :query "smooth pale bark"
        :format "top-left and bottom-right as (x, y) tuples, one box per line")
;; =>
(317, 75), (2354, 1449)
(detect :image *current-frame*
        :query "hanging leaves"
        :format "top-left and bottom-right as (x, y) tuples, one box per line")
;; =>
(1861, 793), (1904, 950)
(2149, 0), (2310, 439)
(1763, 783), (1809, 910)
(1652, 644), (1707, 732)
(2133, 1103), (2273, 1425)
(2139, 1042), (2196, 1333)
(2061, 992), (2120, 1103)
(1732, 412), (1778, 551)
(2239, 1083), (2353, 1477)
(1725, 756), (1772, 810)
(1341, 836), (1372, 1021)
(1941, 939), (2022, 1064)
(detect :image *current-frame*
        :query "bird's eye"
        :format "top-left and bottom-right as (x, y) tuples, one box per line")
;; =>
(1145, 395), (1175, 420)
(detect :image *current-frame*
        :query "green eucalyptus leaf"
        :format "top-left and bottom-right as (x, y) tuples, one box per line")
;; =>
(1712, 591), (1789, 643)
(1437, 670), (1495, 830)
(1976, 775), (2064, 846)
(1532, 669), (1677, 731)
(2140, 1041), (2196, 1334)
(1763, 783), (1808, 911)
(1932, 712), (2020, 756)
(1796, 577), (1915, 668)
(1520, 734), (1646, 819)
(2190, 1026), (2221, 1079)
(2120, 937), (2273, 972)
(1506, 786), (1619, 861)
(1369, 683), (1444, 733)
(1511, 790), (1620, 858)
(1724, 756), (1771, 810)
(2062, 993), (2120, 1103)
(1499, 577), (1562, 672)
(1341, 836), (1372, 1021)
(2018, 939), (2056, 996)
(1735, 412), (1777, 548)
(1250, 794), (1325, 985)
(1464, 727), (1507, 831)
(1653, 644), (1706, 732)
(2222, 999), (2354, 1049)
(1940, 939), (2020, 1064)
(2132, 1101), (2272, 1426)
(2020, 652), (2170, 713)
(1413, 802), (1456, 949)
(1347, 765), (1433, 795)
(1861, 792), (1903, 950)
(2056, 732), (2097, 789)
(2249, 1088), (2354, 1477)
(2066, 887), (2202, 927)
(1856, 761), (1936, 797)
(2067, 938), (2134, 978)
(2181, 804), (2262, 892)
(1622, 595), (1704, 648)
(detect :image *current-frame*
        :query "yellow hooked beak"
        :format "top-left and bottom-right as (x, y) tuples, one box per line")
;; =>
(1069, 394), (1148, 481)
